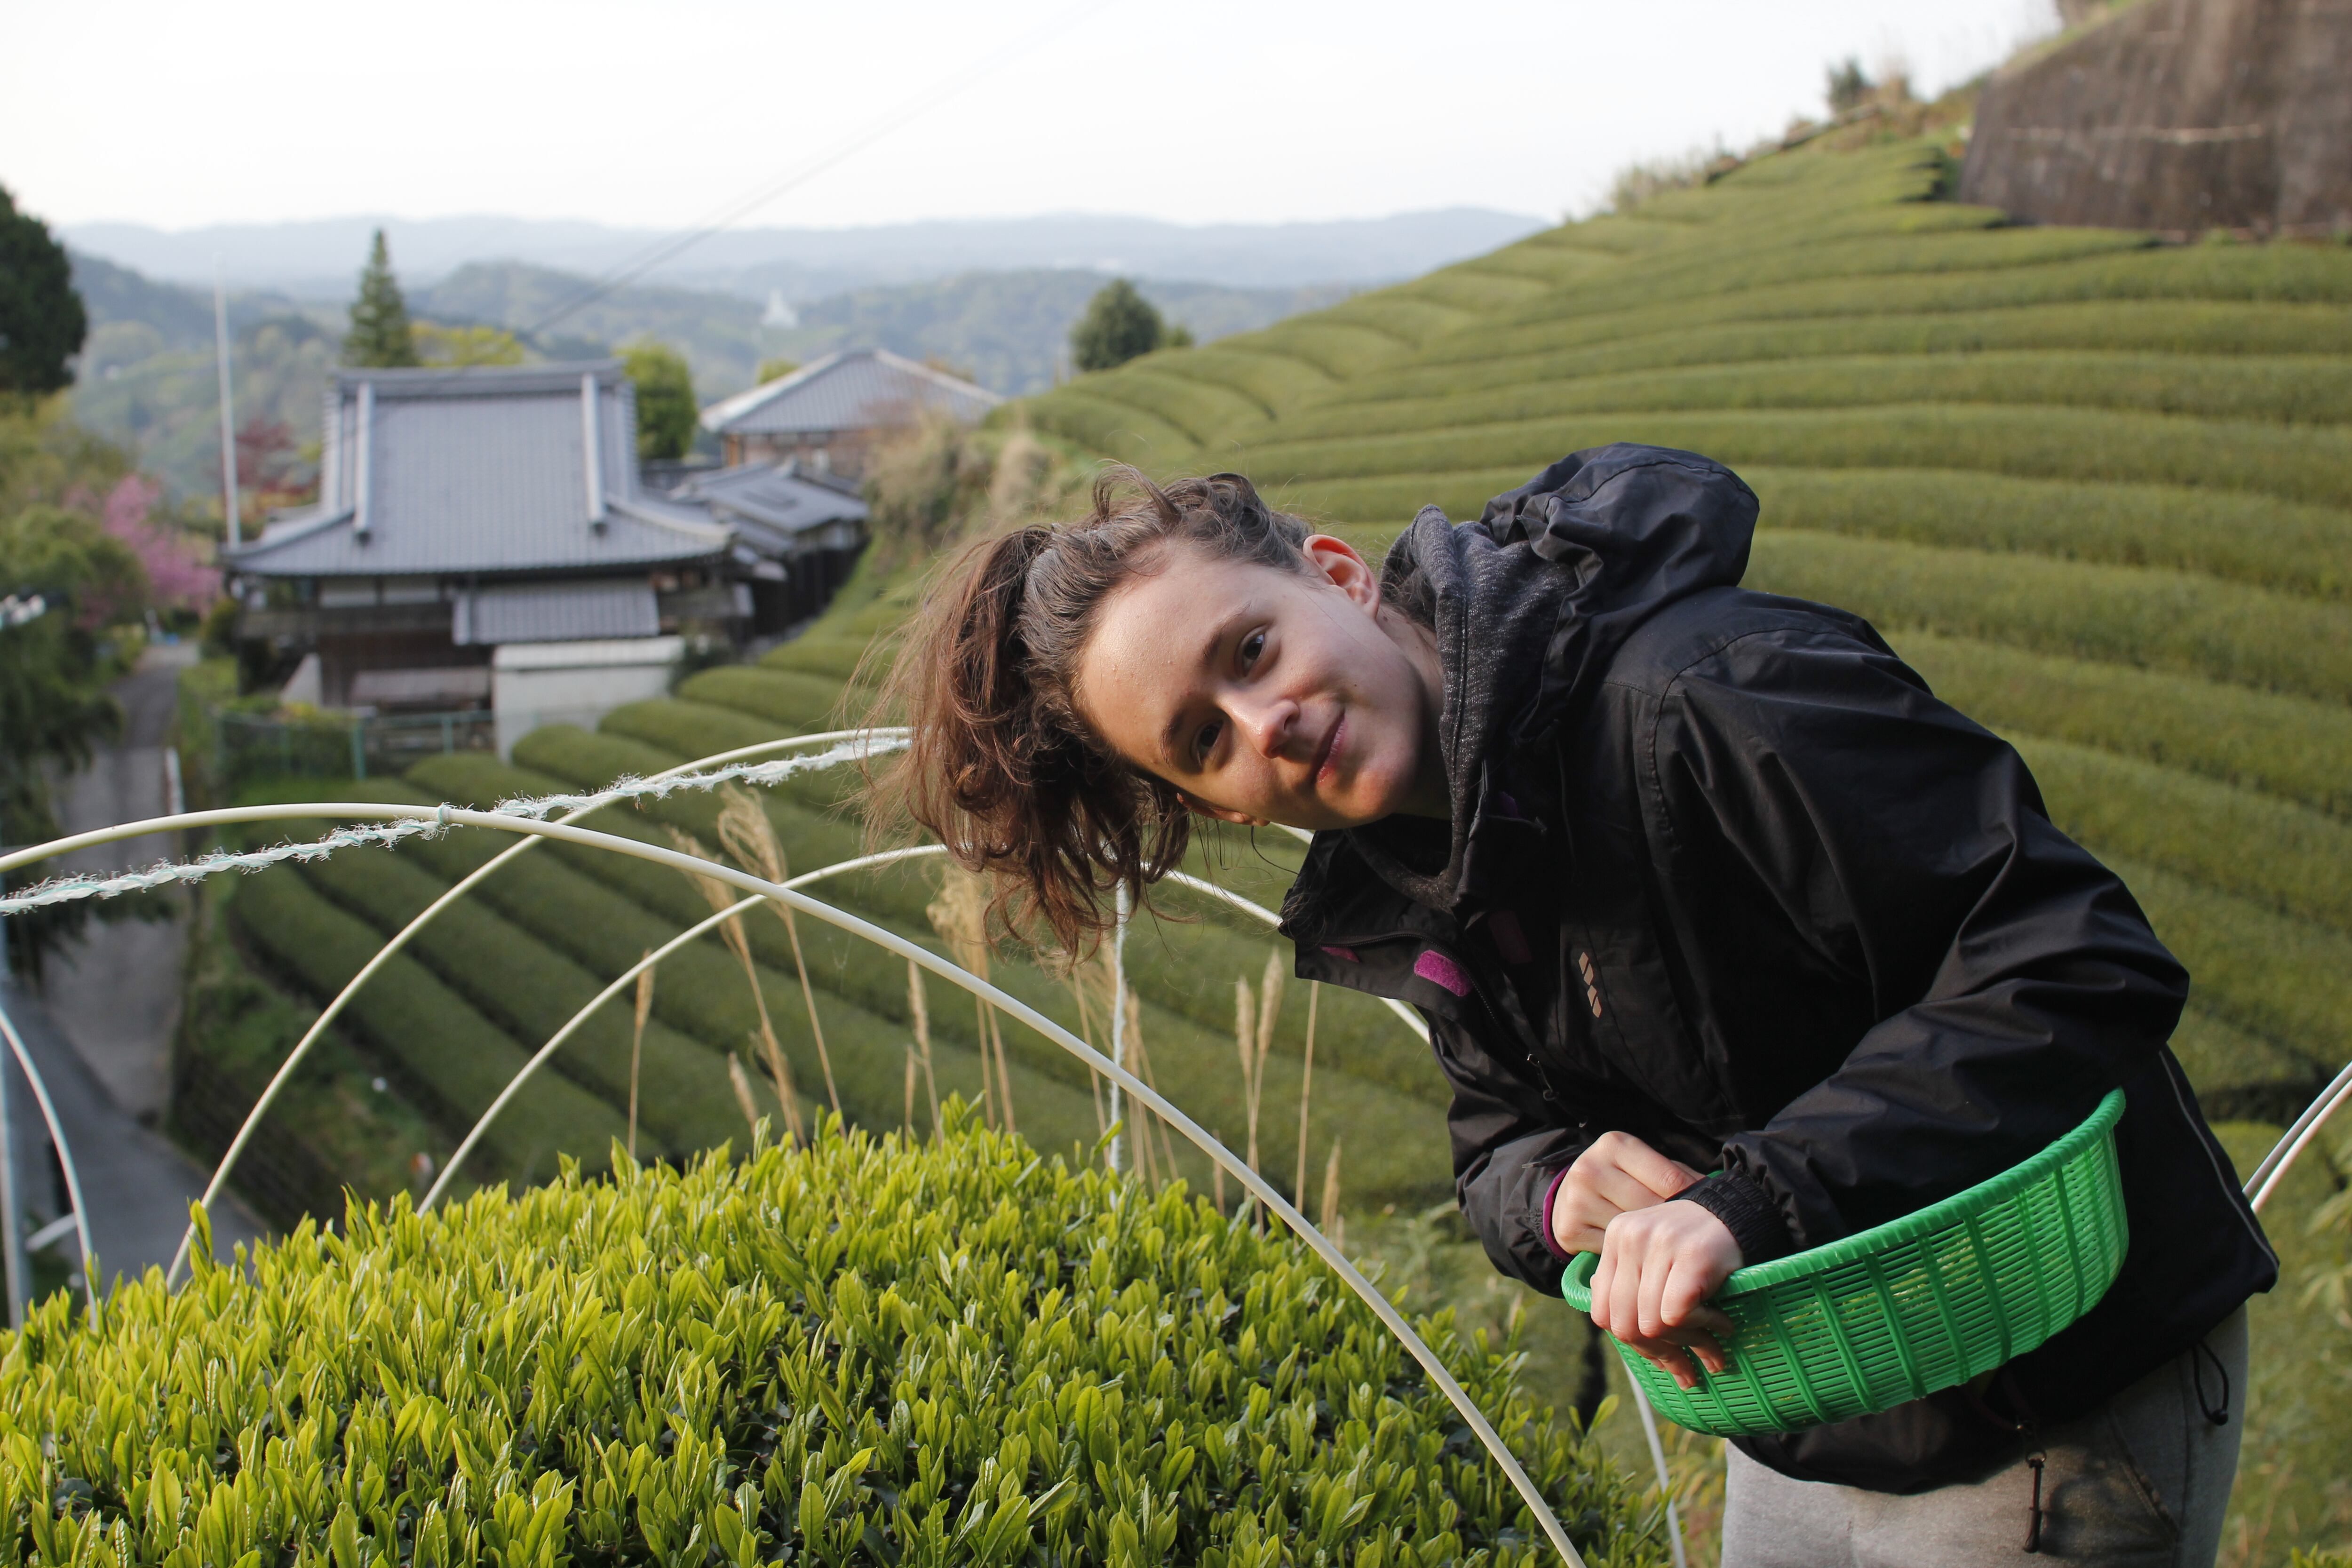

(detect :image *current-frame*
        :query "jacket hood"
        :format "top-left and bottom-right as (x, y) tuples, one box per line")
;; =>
(1308, 444), (1758, 918)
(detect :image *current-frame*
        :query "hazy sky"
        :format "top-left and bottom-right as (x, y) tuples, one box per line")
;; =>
(7, 0), (2056, 234)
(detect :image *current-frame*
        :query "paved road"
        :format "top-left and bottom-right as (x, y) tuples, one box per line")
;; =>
(0, 979), (265, 1288)
(43, 641), (198, 1120)
(7, 641), (266, 1287)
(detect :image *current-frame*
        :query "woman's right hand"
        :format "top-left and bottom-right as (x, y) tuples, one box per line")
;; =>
(1549, 1130), (1704, 1257)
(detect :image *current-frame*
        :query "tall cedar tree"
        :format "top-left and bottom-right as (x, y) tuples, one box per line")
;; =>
(1071, 279), (1164, 373)
(623, 342), (698, 461)
(0, 184), (87, 397)
(343, 230), (419, 368)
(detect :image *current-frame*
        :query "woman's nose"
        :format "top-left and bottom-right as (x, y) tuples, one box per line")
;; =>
(1236, 696), (1299, 758)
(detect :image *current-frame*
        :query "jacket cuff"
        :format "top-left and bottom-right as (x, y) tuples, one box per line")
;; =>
(1677, 1173), (1793, 1266)
(1537, 1165), (1574, 1262)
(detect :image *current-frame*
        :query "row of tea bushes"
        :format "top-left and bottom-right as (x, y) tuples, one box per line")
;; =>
(0, 1121), (1669, 1568)
(226, 866), (622, 1181)
(1894, 630), (2352, 818)
(398, 739), (1453, 1202)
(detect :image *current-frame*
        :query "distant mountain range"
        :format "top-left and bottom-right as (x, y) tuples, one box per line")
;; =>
(62, 244), (1406, 499)
(62, 208), (1548, 300)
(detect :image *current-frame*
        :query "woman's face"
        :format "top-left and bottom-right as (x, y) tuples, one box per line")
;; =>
(1073, 536), (1449, 831)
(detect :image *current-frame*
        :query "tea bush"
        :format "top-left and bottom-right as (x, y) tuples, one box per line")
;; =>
(1271, 352), (2352, 444)
(1745, 468), (2352, 599)
(333, 768), (1094, 1157)
(678, 669), (854, 732)
(1745, 532), (2352, 704)
(2010, 736), (2352, 931)
(756, 637), (879, 685)
(1355, 304), (2352, 402)
(1142, 348), (1338, 414)
(1895, 632), (2352, 819)
(281, 818), (747, 1157)
(1238, 404), (2352, 506)
(1398, 248), (2352, 379)
(0, 1120), (1668, 1568)
(2105, 857), (2352, 1082)
(1082, 370), (1272, 448)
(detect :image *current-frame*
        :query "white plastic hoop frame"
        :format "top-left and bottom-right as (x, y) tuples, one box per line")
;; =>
(0, 746), (1596, 1567)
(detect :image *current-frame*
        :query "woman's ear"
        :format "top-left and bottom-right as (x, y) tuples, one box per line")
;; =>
(1301, 534), (1380, 611)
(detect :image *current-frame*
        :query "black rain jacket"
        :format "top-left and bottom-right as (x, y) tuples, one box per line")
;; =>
(1276, 444), (2275, 1492)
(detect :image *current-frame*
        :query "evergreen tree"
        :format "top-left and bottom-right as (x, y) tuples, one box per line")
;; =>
(1070, 279), (1164, 373)
(1825, 57), (1874, 115)
(0, 183), (87, 398)
(622, 342), (698, 461)
(343, 229), (419, 368)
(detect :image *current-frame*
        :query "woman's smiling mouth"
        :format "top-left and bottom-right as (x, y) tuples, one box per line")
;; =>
(1312, 713), (1346, 788)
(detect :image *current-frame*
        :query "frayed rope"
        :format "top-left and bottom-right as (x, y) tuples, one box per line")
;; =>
(0, 737), (904, 917)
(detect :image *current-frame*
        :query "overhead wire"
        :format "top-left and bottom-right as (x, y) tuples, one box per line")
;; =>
(514, 0), (1123, 345)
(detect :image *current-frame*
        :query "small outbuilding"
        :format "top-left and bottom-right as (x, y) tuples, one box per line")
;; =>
(698, 348), (1000, 477)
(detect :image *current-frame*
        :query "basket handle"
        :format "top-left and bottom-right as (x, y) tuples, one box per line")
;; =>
(1559, 1250), (1601, 1313)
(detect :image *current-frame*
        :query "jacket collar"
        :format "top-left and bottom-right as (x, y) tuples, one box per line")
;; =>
(1280, 444), (1757, 959)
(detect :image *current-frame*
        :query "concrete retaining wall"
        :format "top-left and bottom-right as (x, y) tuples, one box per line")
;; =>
(1958, 0), (2352, 237)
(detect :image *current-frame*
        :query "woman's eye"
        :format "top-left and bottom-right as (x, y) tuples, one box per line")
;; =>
(1239, 629), (1266, 669)
(1194, 718), (1222, 764)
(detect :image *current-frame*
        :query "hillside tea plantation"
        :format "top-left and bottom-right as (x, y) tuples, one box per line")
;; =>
(0, 1120), (1664, 1568)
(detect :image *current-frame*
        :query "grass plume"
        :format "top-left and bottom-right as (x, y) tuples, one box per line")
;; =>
(1294, 981), (1320, 1209)
(906, 959), (940, 1136)
(928, 866), (1015, 1134)
(628, 950), (654, 1162)
(715, 785), (841, 1119)
(667, 826), (802, 1143)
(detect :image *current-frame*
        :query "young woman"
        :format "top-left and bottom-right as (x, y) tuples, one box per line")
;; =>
(879, 445), (2274, 1567)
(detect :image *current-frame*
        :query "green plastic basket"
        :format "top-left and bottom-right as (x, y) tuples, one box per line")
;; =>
(1561, 1089), (2128, 1437)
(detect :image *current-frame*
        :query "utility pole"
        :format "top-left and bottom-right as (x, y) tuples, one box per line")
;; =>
(213, 259), (241, 550)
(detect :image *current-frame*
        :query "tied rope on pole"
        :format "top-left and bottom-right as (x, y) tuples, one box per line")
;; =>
(0, 737), (906, 917)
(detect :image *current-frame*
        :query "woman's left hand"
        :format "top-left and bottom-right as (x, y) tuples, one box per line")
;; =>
(1589, 1202), (1743, 1389)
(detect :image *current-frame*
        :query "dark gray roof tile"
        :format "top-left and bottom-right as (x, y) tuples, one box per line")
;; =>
(229, 361), (730, 578)
(699, 349), (999, 437)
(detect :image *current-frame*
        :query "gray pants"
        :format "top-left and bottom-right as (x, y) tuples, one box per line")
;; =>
(1721, 1308), (2248, 1568)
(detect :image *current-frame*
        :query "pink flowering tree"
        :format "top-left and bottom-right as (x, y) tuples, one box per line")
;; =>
(101, 474), (220, 613)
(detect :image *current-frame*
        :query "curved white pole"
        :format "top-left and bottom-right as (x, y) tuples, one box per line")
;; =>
(135, 730), (898, 1285)
(420, 845), (946, 1213)
(1163, 870), (1429, 1044)
(1170, 861), (1673, 1561)
(1107, 880), (1128, 1172)
(2250, 1063), (2352, 1214)
(0, 997), (99, 1325)
(2246, 1056), (2352, 1202)
(45, 798), (1585, 1567)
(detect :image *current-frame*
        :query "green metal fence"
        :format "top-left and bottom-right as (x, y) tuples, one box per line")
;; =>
(210, 709), (497, 790)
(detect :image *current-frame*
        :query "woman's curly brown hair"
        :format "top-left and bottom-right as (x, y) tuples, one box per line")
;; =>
(866, 465), (1311, 954)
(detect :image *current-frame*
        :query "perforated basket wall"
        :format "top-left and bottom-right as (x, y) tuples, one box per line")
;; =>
(1561, 1089), (2129, 1437)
